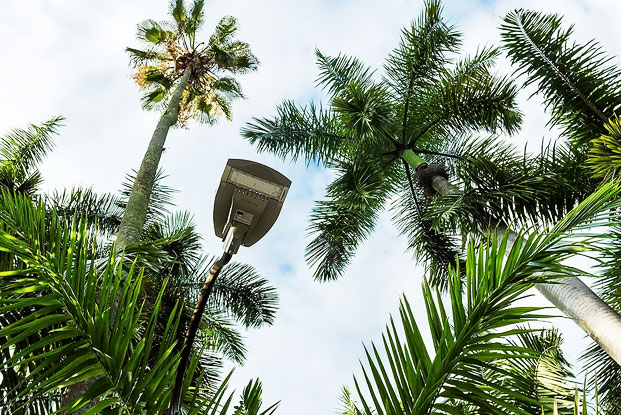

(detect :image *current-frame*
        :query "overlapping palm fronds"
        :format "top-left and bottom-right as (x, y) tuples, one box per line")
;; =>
(126, 0), (257, 125)
(242, 0), (522, 285)
(500, 9), (621, 148)
(345, 183), (621, 415)
(500, 9), (621, 408)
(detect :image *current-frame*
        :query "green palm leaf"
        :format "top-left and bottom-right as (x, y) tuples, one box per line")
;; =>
(500, 9), (621, 147)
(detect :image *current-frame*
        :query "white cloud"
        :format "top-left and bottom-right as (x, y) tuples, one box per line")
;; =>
(0, 0), (618, 413)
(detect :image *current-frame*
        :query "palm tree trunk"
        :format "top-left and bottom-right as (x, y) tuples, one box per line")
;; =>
(115, 65), (193, 250)
(427, 170), (621, 365)
(62, 66), (193, 412)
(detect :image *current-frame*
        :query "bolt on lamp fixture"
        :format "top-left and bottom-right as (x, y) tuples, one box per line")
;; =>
(169, 159), (291, 415)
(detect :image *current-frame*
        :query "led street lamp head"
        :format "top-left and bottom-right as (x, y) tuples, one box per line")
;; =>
(214, 159), (291, 254)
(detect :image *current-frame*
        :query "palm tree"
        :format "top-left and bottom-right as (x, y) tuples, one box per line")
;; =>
(117, 0), (258, 250)
(0, 185), (280, 414)
(241, 0), (621, 368)
(336, 184), (621, 415)
(242, 0), (521, 283)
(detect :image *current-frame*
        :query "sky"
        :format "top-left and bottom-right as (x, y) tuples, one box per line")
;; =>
(0, 0), (620, 413)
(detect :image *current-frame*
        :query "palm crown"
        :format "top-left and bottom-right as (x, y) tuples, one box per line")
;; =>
(242, 0), (522, 283)
(127, 0), (258, 126)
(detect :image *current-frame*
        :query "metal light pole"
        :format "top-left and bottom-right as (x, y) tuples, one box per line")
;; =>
(168, 159), (291, 415)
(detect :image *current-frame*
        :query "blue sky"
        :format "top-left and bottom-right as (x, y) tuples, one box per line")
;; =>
(0, 0), (619, 413)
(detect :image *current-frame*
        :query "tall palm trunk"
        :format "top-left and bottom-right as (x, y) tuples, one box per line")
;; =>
(116, 65), (193, 250)
(420, 163), (621, 365)
(63, 67), (193, 412)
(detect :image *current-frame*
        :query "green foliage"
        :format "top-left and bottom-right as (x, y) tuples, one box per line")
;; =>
(427, 137), (597, 237)
(588, 116), (621, 179)
(348, 183), (621, 414)
(241, 100), (348, 165)
(500, 9), (621, 147)
(242, 0), (521, 283)
(0, 192), (181, 413)
(0, 117), (63, 196)
(46, 187), (123, 236)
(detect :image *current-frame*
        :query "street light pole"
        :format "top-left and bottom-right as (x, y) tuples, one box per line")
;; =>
(167, 159), (291, 415)
(168, 252), (232, 415)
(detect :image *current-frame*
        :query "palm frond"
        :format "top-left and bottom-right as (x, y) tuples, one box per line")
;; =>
(383, 0), (460, 107)
(185, 0), (205, 46)
(429, 136), (596, 235)
(241, 100), (350, 165)
(201, 310), (247, 364)
(231, 379), (279, 415)
(306, 157), (393, 282)
(315, 49), (375, 98)
(46, 187), (123, 236)
(0, 117), (64, 196)
(137, 19), (176, 45)
(500, 9), (621, 146)
(390, 180), (464, 290)
(210, 261), (279, 328)
(305, 199), (380, 282)
(331, 83), (393, 142)
(581, 223), (621, 411)
(338, 386), (370, 415)
(0, 192), (181, 413)
(0, 116), (63, 171)
(501, 329), (577, 414)
(421, 47), (522, 141)
(588, 116), (621, 179)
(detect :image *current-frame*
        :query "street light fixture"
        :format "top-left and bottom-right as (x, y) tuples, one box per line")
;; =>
(169, 159), (291, 414)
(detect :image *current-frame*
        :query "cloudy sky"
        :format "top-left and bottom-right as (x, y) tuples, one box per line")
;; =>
(1, 0), (619, 413)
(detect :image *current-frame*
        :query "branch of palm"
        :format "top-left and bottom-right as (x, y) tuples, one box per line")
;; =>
(0, 118), (280, 407)
(0, 191), (280, 414)
(0, 117), (63, 196)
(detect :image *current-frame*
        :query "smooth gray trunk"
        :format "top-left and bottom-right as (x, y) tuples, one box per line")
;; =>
(431, 175), (621, 365)
(62, 66), (193, 412)
(115, 65), (193, 250)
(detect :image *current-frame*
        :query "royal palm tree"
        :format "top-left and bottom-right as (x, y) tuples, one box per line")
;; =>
(241, 1), (621, 368)
(242, 0), (521, 283)
(336, 184), (621, 415)
(117, 0), (258, 250)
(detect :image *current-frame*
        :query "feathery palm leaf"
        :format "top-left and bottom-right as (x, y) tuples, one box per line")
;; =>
(500, 9), (621, 147)
(0, 192), (181, 413)
(0, 117), (63, 195)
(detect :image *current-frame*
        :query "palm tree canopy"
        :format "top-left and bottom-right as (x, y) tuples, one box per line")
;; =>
(127, 0), (258, 126)
(241, 0), (522, 283)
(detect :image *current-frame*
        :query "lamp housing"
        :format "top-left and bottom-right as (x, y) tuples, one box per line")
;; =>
(213, 159), (291, 254)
